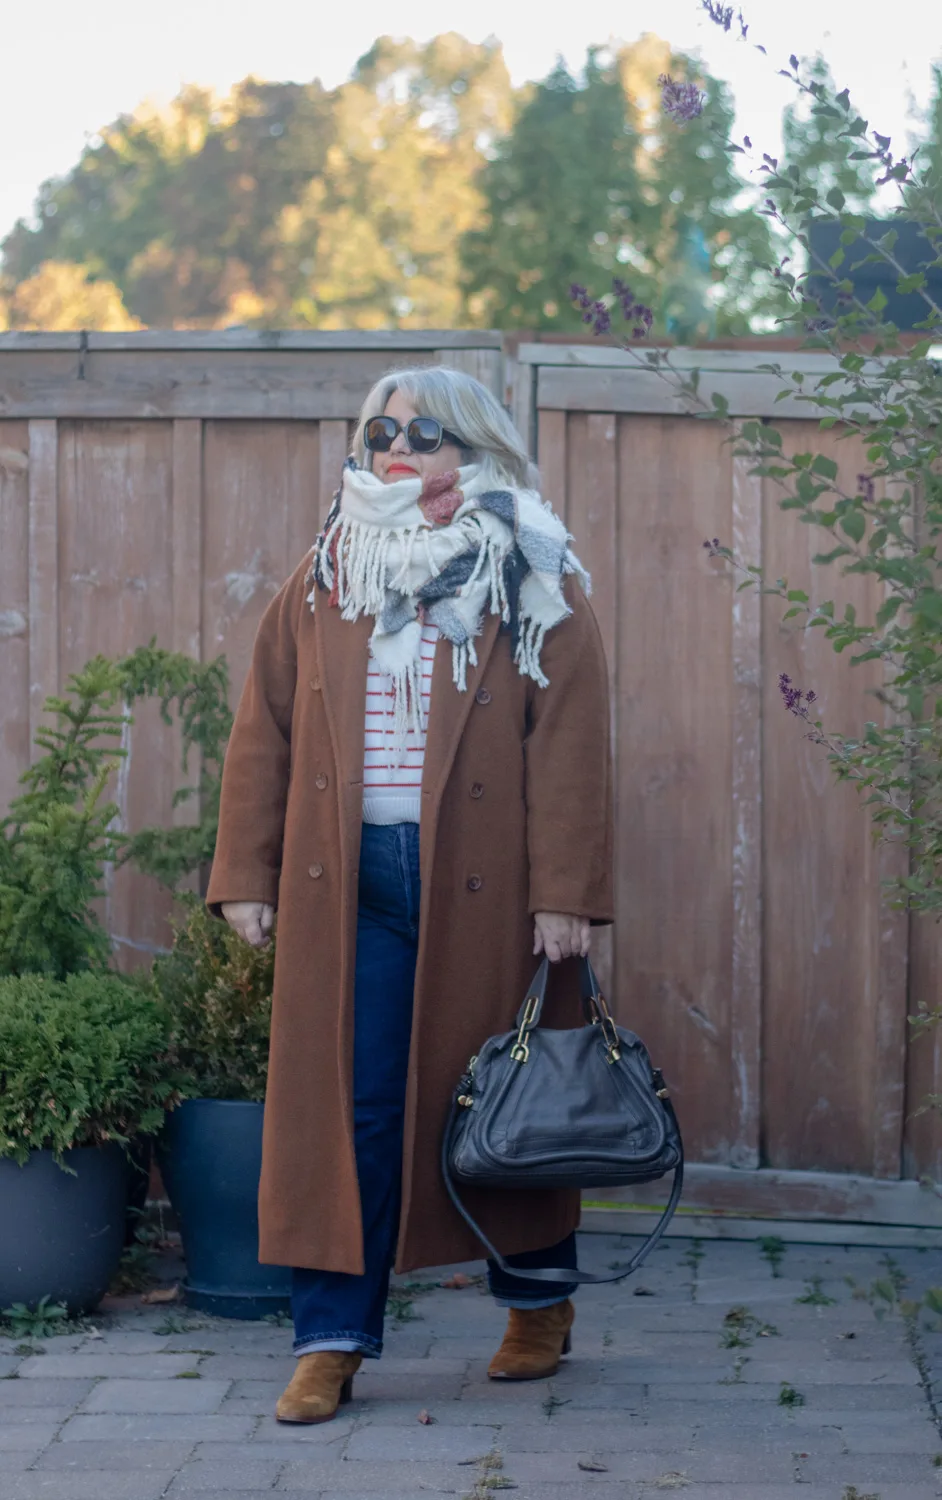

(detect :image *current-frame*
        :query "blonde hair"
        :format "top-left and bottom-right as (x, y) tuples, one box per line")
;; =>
(351, 365), (540, 491)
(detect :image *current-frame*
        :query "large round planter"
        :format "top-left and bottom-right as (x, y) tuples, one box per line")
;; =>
(0, 1143), (129, 1313)
(158, 1099), (291, 1320)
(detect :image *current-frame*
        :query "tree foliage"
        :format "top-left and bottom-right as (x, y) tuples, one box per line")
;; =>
(0, 261), (141, 331)
(2, 36), (511, 329)
(781, 54), (879, 216)
(1, 30), (784, 334)
(465, 34), (783, 337)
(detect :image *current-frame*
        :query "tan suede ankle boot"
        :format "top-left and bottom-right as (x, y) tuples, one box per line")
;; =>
(487, 1299), (575, 1380)
(275, 1351), (362, 1423)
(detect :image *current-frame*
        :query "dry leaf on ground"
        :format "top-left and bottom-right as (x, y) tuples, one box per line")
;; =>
(140, 1284), (181, 1305)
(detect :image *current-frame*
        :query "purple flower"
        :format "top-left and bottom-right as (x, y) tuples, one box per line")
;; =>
(569, 283), (591, 311)
(779, 672), (818, 717)
(659, 73), (705, 123)
(700, 1), (748, 34)
(589, 300), (611, 336)
(702, 536), (722, 553)
(857, 472), (876, 504)
(612, 277), (654, 338)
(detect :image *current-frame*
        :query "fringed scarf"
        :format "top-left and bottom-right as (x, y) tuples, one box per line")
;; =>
(308, 460), (589, 746)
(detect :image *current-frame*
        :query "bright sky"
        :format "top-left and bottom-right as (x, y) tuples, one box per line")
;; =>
(2, 0), (938, 242)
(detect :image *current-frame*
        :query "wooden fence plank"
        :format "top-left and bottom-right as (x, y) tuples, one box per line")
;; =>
(566, 413), (618, 1004)
(0, 330), (503, 354)
(761, 424), (892, 1175)
(27, 419), (59, 754)
(729, 453), (763, 1169)
(57, 420), (176, 964)
(0, 349), (445, 421)
(170, 421), (204, 887)
(614, 414), (735, 1160)
(172, 421), (203, 663)
(537, 364), (876, 421)
(318, 420), (349, 528)
(588, 1160), (942, 1227)
(504, 349), (534, 455)
(536, 410), (567, 522)
(0, 423), (31, 809)
(435, 347), (504, 399)
(904, 915), (942, 1181)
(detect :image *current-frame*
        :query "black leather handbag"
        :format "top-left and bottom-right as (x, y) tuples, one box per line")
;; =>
(441, 955), (684, 1285)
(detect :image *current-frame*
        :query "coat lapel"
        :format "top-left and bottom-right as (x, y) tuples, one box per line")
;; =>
(315, 602), (371, 800)
(422, 613), (502, 815)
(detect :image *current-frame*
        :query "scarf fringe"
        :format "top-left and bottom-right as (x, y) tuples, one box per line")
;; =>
(311, 462), (586, 732)
(514, 618), (549, 689)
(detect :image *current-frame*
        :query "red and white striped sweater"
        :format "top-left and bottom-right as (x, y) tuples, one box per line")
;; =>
(362, 622), (438, 825)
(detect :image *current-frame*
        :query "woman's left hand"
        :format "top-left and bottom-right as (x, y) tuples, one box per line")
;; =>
(533, 912), (591, 963)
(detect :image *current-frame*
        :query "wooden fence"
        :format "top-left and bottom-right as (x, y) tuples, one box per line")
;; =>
(3, 329), (942, 1238)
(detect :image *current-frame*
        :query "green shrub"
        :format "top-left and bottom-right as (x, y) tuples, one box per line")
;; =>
(152, 898), (274, 1103)
(0, 646), (231, 980)
(0, 973), (179, 1165)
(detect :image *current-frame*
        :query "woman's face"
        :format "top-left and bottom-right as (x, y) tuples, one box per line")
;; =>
(371, 388), (466, 485)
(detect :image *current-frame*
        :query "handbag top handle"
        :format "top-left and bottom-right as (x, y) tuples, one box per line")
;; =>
(514, 954), (604, 1030)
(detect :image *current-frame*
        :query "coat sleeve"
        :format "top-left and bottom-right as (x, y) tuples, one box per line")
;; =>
(205, 557), (312, 916)
(524, 583), (614, 923)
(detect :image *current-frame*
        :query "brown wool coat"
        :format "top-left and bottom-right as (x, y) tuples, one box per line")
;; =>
(206, 554), (614, 1274)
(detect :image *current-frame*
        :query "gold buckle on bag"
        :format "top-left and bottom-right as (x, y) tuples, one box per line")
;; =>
(588, 988), (621, 1064)
(510, 994), (539, 1063)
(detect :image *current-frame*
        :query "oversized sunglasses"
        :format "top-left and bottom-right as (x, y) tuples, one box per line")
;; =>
(363, 414), (467, 455)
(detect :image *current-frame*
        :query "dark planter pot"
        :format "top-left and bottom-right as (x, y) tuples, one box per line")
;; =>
(0, 1143), (129, 1314)
(158, 1099), (291, 1320)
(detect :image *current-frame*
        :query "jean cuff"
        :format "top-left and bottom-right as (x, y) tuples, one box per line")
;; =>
(492, 1293), (575, 1310)
(293, 1330), (382, 1359)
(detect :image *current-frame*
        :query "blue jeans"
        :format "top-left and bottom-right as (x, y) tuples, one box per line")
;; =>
(292, 822), (578, 1358)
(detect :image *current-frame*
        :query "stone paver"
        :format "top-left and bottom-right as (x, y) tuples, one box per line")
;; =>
(2, 1233), (942, 1497)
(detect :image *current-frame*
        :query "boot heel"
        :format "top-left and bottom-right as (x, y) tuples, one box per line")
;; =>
(561, 1331), (572, 1356)
(339, 1376), (354, 1405)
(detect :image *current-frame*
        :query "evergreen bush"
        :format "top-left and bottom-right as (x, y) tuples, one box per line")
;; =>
(152, 898), (274, 1103)
(0, 646), (231, 979)
(0, 972), (179, 1165)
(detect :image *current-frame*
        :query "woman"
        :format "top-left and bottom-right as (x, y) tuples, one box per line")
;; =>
(208, 365), (613, 1424)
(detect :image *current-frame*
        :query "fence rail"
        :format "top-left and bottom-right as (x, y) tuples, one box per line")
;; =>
(2, 330), (939, 1233)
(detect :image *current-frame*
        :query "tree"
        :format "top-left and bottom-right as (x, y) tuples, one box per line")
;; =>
(912, 63), (942, 199)
(283, 34), (513, 328)
(2, 81), (336, 328)
(462, 34), (781, 337)
(780, 54), (878, 216)
(1, 37), (511, 330)
(1, 261), (141, 330)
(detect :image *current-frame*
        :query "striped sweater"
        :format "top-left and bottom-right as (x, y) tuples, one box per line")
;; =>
(362, 622), (437, 825)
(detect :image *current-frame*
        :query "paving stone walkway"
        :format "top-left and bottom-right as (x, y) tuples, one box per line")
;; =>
(3, 1233), (942, 1499)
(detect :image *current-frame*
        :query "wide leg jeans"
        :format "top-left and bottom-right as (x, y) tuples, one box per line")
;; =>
(291, 822), (577, 1358)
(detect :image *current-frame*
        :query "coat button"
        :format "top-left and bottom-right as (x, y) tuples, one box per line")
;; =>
(308, 863), (324, 879)
(470, 783), (484, 799)
(467, 874), (483, 892)
(315, 772), (328, 789)
(475, 687), (492, 705)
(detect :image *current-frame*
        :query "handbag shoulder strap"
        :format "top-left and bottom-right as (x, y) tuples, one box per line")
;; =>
(440, 1093), (685, 1286)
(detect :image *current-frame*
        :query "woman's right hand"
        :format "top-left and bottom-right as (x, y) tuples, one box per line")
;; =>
(221, 901), (275, 948)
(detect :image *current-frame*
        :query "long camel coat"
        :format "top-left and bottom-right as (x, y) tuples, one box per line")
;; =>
(206, 553), (614, 1274)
